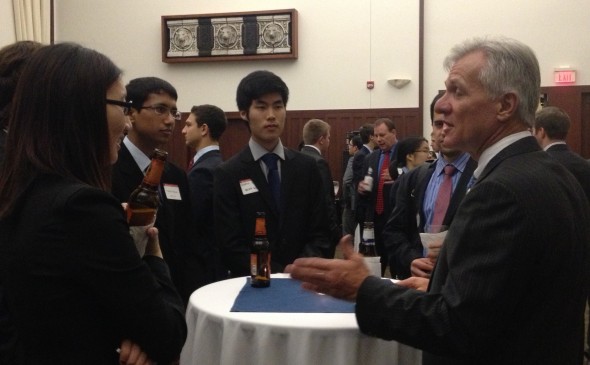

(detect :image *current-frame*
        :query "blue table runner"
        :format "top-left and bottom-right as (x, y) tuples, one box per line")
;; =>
(230, 278), (355, 313)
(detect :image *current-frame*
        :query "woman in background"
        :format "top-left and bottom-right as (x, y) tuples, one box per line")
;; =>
(0, 39), (43, 365)
(389, 136), (430, 181)
(0, 41), (42, 168)
(0, 43), (186, 365)
(388, 136), (430, 208)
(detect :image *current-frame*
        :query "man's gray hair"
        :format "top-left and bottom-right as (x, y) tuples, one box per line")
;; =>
(443, 36), (540, 126)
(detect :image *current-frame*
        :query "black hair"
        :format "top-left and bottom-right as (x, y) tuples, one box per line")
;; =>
(236, 70), (289, 112)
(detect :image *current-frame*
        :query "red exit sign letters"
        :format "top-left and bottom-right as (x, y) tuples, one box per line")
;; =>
(554, 69), (576, 83)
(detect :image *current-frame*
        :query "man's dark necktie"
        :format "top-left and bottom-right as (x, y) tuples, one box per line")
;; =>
(261, 153), (281, 212)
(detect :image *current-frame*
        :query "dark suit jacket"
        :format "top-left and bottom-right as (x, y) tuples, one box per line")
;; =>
(187, 149), (226, 285)
(213, 146), (331, 276)
(0, 129), (6, 169)
(355, 137), (590, 365)
(300, 146), (341, 252)
(352, 145), (372, 190)
(112, 144), (198, 303)
(0, 174), (186, 364)
(383, 157), (477, 278)
(546, 144), (590, 202)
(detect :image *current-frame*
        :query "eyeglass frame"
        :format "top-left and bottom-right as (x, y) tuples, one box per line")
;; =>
(105, 99), (133, 116)
(138, 104), (182, 121)
(413, 148), (431, 154)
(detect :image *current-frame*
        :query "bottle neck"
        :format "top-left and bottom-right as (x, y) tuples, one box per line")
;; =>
(254, 217), (267, 236)
(143, 158), (165, 187)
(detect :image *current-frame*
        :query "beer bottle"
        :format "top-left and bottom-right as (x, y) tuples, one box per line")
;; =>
(127, 149), (168, 226)
(359, 221), (377, 256)
(363, 167), (374, 192)
(359, 221), (381, 277)
(251, 212), (271, 287)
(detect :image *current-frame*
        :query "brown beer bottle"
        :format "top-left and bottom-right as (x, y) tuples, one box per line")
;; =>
(127, 149), (168, 226)
(250, 212), (271, 287)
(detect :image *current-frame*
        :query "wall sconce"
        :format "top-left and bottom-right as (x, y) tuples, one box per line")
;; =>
(387, 78), (411, 89)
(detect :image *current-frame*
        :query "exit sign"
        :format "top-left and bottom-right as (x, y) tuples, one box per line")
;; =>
(554, 69), (576, 83)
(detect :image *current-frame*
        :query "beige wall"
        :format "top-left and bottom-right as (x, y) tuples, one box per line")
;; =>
(423, 0), (590, 125)
(0, 1), (16, 46)
(53, 0), (420, 114)
(3, 0), (590, 136)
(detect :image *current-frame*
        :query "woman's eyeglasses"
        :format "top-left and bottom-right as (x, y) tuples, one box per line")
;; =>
(106, 99), (133, 116)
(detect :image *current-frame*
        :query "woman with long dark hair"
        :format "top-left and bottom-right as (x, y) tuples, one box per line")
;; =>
(0, 43), (186, 365)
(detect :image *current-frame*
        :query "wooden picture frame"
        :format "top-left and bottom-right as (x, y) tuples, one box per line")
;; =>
(161, 9), (298, 63)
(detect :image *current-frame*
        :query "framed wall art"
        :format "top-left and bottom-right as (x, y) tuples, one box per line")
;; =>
(161, 9), (298, 63)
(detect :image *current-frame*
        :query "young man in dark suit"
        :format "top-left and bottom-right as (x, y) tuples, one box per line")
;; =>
(300, 118), (341, 257)
(533, 106), (590, 201)
(382, 94), (476, 279)
(351, 123), (376, 190)
(351, 123), (375, 228)
(533, 106), (590, 362)
(111, 77), (198, 303)
(287, 37), (590, 365)
(213, 70), (331, 277)
(182, 104), (228, 286)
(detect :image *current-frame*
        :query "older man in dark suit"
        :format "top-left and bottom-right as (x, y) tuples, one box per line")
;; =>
(357, 118), (398, 275)
(287, 37), (590, 365)
(214, 71), (331, 277)
(112, 77), (197, 303)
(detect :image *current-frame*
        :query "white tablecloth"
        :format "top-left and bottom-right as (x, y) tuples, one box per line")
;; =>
(180, 274), (421, 365)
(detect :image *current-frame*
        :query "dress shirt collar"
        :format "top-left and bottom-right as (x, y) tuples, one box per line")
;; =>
(543, 141), (566, 151)
(434, 152), (470, 177)
(193, 145), (219, 164)
(123, 136), (151, 173)
(249, 138), (285, 161)
(304, 144), (321, 155)
(473, 131), (531, 180)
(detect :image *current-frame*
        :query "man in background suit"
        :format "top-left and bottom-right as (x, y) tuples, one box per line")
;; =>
(357, 118), (398, 275)
(350, 123), (376, 245)
(111, 77), (198, 303)
(287, 37), (590, 364)
(533, 106), (590, 201)
(532, 106), (590, 362)
(383, 94), (476, 279)
(182, 104), (228, 287)
(342, 135), (363, 236)
(214, 70), (331, 277)
(352, 123), (376, 186)
(300, 119), (341, 257)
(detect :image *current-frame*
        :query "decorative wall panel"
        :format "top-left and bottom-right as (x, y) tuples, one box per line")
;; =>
(162, 9), (297, 63)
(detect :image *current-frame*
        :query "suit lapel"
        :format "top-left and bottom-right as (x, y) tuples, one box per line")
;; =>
(240, 148), (278, 216)
(444, 158), (477, 225)
(116, 144), (145, 195)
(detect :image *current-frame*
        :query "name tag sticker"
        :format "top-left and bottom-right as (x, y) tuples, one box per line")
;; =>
(240, 179), (259, 195)
(163, 184), (182, 200)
